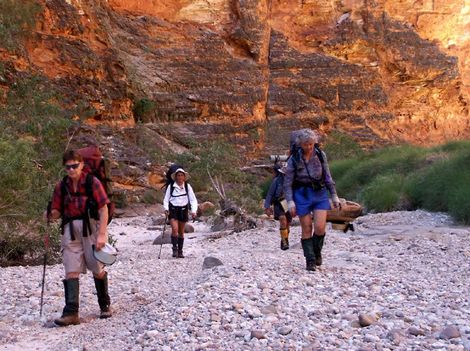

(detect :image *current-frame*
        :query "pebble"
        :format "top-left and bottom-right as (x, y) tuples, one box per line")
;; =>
(0, 210), (468, 350)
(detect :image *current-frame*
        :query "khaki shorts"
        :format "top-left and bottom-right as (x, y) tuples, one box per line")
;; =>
(61, 219), (107, 275)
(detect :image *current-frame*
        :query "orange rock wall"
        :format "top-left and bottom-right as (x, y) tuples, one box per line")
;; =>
(4, 0), (469, 152)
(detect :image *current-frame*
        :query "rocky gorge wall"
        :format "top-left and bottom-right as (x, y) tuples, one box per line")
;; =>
(2, 0), (470, 155)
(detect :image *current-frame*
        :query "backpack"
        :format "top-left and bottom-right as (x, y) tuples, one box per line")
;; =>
(61, 145), (115, 223)
(163, 163), (191, 209)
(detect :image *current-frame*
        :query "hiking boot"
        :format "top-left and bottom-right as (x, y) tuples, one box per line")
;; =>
(306, 259), (316, 271)
(54, 279), (80, 327)
(171, 236), (178, 258)
(280, 238), (289, 250)
(94, 272), (112, 319)
(177, 237), (184, 258)
(312, 234), (325, 266)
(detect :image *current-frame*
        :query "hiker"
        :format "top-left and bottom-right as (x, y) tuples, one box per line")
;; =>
(46, 149), (112, 326)
(264, 164), (292, 250)
(163, 167), (198, 258)
(284, 129), (340, 271)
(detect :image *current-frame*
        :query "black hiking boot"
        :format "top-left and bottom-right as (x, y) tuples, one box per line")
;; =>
(301, 238), (315, 272)
(306, 259), (316, 271)
(54, 279), (80, 326)
(171, 236), (178, 258)
(280, 238), (289, 250)
(177, 237), (184, 258)
(94, 272), (112, 319)
(312, 234), (325, 266)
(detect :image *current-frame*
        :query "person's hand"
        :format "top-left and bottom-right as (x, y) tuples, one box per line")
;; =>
(332, 195), (341, 210)
(191, 212), (197, 221)
(264, 208), (273, 216)
(165, 210), (169, 216)
(95, 232), (107, 251)
(289, 207), (296, 217)
(43, 234), (50, 249)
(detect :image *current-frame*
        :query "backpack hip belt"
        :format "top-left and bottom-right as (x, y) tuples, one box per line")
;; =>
(61, 215), (93, 240)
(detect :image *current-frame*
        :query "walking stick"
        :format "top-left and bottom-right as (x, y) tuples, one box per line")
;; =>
(157, 213), (168, 259)
(40, 202), (51, 317)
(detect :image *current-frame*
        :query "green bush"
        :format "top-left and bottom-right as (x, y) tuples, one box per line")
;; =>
(331, 141), (470, 224)
(324, 131), (364, 161)
(360, 174), (405, 212)
(133, 98), (156, 123)
(0, 74), (75, 266)
(0, 0), (42, 51)
(173, 139), (263, 214)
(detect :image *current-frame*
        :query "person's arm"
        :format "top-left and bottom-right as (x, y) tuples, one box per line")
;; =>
(321, 151), (340, 208)
(95, 204), (109, 250)
(46, 181), (63, 221)
(163, 185), (171, 212)
(264, 178), (277, 209)
(283, 158), (296, 211)
(187, 184), (198, 218)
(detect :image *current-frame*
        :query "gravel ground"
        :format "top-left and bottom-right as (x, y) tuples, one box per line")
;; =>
(1, 209), (470, 351)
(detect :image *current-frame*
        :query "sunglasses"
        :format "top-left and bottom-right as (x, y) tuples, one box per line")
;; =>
(64, 163), (80, 171)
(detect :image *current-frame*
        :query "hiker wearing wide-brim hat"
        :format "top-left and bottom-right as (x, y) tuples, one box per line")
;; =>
(264, 163), (292, 250)
(163, 168), (198, 258)
(45, 149), (113, 326)
(284, 129), (341, 271)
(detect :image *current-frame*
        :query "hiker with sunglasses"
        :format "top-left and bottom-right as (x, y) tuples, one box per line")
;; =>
(46, 149), (112, 326)
(284, 129), (341, 271)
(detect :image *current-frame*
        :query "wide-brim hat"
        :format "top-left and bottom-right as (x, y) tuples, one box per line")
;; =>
(93, 243), (118, 265)
(170, 168), (190, 181)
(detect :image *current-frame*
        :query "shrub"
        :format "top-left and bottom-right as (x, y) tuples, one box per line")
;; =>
(360, 174), (405, 212)
(133, 98), (156, 123)
(0, 0), (42, 51)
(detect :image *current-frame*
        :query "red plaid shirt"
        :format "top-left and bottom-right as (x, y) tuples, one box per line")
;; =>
(51, 172), (110, 218)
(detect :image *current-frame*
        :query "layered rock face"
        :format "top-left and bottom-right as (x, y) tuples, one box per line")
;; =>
(3, 0), (469, 154)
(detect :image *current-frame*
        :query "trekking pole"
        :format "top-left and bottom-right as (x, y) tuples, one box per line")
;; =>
(40, 202), (51, 317)
(157, 213), (168, 259)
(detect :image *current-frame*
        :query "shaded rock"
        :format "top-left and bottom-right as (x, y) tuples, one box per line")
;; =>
(152, 233), (171, 245)
(250, 330), (266, 340)
(408, 326), (426, 336)
(198, 201), (216, 216)
(202, 256), (223, 269)
(278, 326), (292, 335)
(358, 313), (378, 327)
(440, 325), (461, 340)
(184, 223), (194, 233)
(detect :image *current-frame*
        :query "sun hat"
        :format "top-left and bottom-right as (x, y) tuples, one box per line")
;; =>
(93, 243), (118, 265)
(170, 168), (190, 181)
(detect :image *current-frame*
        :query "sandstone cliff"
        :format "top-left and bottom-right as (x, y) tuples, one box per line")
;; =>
(1, 0), (469, 157)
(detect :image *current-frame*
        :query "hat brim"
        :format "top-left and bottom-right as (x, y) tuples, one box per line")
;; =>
(93, 243), (118, 265)
(170, 168), (190, 181)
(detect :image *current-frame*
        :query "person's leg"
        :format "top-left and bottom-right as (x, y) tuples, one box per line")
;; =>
(93, 271), (112, 318)
(312, 210), (327, 266)
(55, 221), (84, 326)
(299, 214), (315, 271)
(279, 215), (289, 250)
(170, 218), (179, 257)
(177, 220), (186, 258)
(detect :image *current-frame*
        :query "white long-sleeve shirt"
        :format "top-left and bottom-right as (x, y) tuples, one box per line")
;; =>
(163, 182), (198, 214)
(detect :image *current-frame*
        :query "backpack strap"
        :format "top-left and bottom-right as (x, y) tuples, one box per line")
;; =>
(314, 143), (324, 164)
(170, 181), (192, 210)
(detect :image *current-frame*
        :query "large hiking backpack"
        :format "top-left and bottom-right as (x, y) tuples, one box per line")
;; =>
(74, 145), (115, 223)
